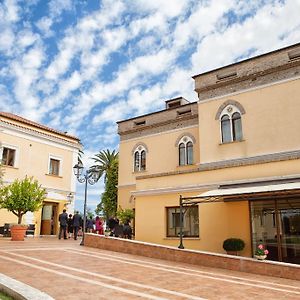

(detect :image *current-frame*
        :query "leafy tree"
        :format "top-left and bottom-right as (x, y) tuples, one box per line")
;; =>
(0, 176), (46, 224)
(95, 159), (118, 219)
(89, 149), (118, 182)
(117, 207), (135, 224)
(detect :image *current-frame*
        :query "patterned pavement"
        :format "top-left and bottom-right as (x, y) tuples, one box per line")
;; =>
(0, 237), (299, 299)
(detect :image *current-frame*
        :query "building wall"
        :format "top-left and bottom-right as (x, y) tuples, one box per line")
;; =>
(0, 115), (80, 233)
(198, 79), (300, 164)
(117, 44), (300, 257)
(135, 192), (251, 256)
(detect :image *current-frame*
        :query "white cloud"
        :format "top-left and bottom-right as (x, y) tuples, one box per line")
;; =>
(36, 17), (54, 37)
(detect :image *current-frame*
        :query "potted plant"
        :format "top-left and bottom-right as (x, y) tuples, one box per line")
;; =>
(104, 228), (111, 237)
(254, 243), (269, 260)
(223, 238), (245, 255)
(0, 176), (46, 241)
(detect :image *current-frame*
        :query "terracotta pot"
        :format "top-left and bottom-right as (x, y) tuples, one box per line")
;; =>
(11, 225), (27, 241)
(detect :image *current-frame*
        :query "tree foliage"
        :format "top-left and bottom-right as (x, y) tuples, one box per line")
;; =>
(117, 207), (135, 224)
(0, 176), (46, 224)
(95, 158), (118, 219)
(90, 149), (118, 182)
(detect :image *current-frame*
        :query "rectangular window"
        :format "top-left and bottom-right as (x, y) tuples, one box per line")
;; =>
(167, 206), (199, 237)
(2, 147), (16, 167)
(49, 158), (60, 176)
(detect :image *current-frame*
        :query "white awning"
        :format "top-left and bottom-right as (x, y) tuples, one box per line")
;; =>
(197, 182), (300, 199)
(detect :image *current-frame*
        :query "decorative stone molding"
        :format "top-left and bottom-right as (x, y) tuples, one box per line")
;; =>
(136, 150), (300, 180)
(215, 100), (246, 120)
(175, 133), (196, 147)
(131, 142), (149, 155)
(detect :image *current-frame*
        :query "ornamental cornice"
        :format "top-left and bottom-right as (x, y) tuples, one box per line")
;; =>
(0, 121), (82, 151)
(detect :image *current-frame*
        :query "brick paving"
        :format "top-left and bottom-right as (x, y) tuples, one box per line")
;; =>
(0, 237), (299, 299)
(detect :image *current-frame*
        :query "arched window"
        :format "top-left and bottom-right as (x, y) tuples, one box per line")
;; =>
(178, 136), (194, 166)
(220, 105), (243, 143)
(133, 144), (147, 172)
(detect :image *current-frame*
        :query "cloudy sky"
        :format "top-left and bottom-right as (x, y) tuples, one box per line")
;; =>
(1, 0), (300, 212)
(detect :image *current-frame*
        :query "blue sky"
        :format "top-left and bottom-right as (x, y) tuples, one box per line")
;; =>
(1, 0), (300, 213)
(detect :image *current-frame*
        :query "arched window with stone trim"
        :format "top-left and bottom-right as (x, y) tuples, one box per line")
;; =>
(177, 136), (194, 166)
(219, 104), (243, 143)
(133, 144), (147, 172)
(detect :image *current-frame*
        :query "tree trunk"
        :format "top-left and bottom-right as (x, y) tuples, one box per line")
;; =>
(18, 213), (23, 224)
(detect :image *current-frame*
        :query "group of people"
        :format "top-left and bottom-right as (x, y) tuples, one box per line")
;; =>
(107, 216), (133, 239)
(58, 209), (132, 240)
(58, 209), (84, 240)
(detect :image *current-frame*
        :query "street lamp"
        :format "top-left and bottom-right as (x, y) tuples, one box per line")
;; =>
(73, 162), (98, 246)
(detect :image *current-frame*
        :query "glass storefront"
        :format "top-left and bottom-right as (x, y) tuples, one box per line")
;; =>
(250, 198), (300, 264)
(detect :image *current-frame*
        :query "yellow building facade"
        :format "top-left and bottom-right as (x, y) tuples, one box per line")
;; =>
(118, 43), (300, 264)
(0, 112), (81, 236)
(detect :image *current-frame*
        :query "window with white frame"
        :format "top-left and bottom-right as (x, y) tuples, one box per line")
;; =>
(48, 156), (61, 176)
(166, 206), (199, 237)
(2, 147), (16, 167)
(220, 105), (243, 143)
(178, 136), (194, 166)
(133, 145), (146, 172)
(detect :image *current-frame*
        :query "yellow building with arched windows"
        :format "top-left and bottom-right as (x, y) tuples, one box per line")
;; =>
(117, 43), (300, 264)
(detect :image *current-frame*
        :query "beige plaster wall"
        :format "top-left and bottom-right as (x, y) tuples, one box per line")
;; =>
(135, 192), (251, 256)
(1, 131), (75, 191)
(198, 79), (300, 163)
(136, 159), (300, 191)
(118, 126), (199, 186)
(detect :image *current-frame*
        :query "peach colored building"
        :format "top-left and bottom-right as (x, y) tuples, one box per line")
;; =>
(0, 112), (81, 236)
(117, 43), (300, 264)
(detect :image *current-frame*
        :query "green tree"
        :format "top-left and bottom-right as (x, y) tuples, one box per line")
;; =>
(95, 159), (118, 219)
(117, 207), (135, 224)
(89, 149), (118, 182)
(0, 176), (46, 224)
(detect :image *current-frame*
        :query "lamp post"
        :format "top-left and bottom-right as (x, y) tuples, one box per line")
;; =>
(73, 163), (98, 246)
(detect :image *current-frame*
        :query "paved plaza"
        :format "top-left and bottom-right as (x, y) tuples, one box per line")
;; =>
(0, 237), (299, 299)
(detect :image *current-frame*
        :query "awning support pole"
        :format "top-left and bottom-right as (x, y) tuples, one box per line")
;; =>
(178, 195), (184, 249)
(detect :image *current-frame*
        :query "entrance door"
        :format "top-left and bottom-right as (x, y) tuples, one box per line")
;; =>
(250, 198), (300, 264)
(40, 203), (58, 235)
(278, 200), (300, 264)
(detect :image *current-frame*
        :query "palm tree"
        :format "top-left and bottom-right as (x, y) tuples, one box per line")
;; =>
(89, 149), (118, 182)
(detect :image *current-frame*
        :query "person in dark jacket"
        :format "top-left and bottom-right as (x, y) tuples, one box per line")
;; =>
(108, 216), (118, 236)
(58, 209), (68, 240)
(73, 211), (82, 240)
(123, 220), (132, 239)
(86, 216), (94, 233)
(67, 214), (73, 239)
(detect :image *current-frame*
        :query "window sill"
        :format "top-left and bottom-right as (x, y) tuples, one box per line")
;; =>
(176, 164), (195, 168)
(45, 174), (63, 178)
(219, 139), (245, 145)
(2, 165), (18, 169)
(164, 237), (200, 240)
(132, 170), (147, 174)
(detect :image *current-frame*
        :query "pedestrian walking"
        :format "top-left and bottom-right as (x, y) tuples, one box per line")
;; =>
(73, 211), (82, 240)
(67, 214), (73, 239)
(58, 209), (68, 240)
(95, 216), (103, 235)
(86, 216), (94, 233)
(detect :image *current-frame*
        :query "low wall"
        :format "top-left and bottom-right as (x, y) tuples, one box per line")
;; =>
(85, 234), (300, 281)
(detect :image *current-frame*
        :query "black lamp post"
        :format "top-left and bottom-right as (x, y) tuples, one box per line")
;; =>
(73, 162), (98, 246)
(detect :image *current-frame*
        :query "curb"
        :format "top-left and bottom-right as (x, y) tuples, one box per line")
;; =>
(0, 273), (54, 300)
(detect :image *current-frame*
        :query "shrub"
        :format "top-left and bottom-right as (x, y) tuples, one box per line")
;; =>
(223, 238), (245, 252)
